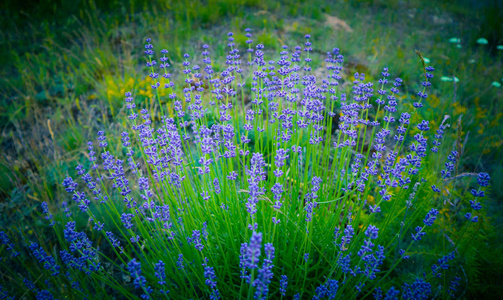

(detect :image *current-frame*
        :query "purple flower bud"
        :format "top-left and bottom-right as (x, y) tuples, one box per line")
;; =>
(477, 173), (490, 187)
(423, 208), (439, 226)
(62, 177), (77, 193)
(412, 226), (426, 241)
(365, 225), (379, 239)
(469, 200), (482, 210)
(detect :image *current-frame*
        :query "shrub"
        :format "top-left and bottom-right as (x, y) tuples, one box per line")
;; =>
(0, 30), (491, 299)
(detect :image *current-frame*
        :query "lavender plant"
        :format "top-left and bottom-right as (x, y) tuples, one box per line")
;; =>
(0, 31), (492, 299)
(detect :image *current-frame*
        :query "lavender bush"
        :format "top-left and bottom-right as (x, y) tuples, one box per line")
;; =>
(0, 30), (491, 299)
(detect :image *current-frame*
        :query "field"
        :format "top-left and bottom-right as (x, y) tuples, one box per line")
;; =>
(1, 0), (502, 298)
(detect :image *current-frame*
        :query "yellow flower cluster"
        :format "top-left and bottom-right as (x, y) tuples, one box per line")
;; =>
(452, 101), (467, 116)
(106, 76), (135, 100)
(103, 75), (177, 116)
(428, 94), (441, 108)
(474, 97), (488, 121)
(106, 76), (172, 101)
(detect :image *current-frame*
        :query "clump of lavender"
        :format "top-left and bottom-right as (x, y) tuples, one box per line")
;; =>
(0, 31), (492, 299)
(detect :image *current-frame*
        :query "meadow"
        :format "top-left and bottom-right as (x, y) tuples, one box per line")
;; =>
(1, 0), (502, 298)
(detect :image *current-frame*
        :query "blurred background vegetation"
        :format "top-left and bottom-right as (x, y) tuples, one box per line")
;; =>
(1, 0), (502, 297)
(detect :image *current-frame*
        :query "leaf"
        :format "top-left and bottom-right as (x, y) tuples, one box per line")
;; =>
(423, 57), (430, 64)
(497, 45), (503, 50)
(491, 81), (501, 88)
(449, 37), (460, 43)
(476, 38), (489, 45)
(441, 76), (459, 82)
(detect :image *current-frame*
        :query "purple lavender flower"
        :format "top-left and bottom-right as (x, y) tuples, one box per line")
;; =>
(431, 116), (449, 152)
(279, 275), (288, 296)
(440, 150), (458, 179)
(411, 226), (426, 241)
(71, 190), (90, 212)
(477, 173), (490, 187)
(0, 231), (19, 258)
(402, 277), (431, 300)
(448, 276), (461, 298)
(61, 221), (101, 274)
(470, 189), (485, 197)
(369, 204), (381, 213)
(365, 225), (379, 239)
(93, 221), (104, 231)
(361, 245), (385, 280)
(253, 243), (275, 300)
(128, 258), (153, 299)
(202, 258), (220, 299)
(304, 200), (315, 222)
(61, 201), (72, 217)
(22, 278), (36, 292)
(97, 130), (108, 148)
(416, 120), (430, 131)
(202, 222), (209, 240)
(271, 183), (284, 209)
(423, 209), (439, 226)
(399, 249), (410, 260)
(201, 191), (211, 201)
(245, 153), (266, 218)
(62, 177), (77, 193)
(29, 243), (60, 276)
(325, 279), (339, 299)
(36, 290), (55, 300)
(384, 286), (400, 299)
(227, 171), (238, 180)
(469, 200), (482, 210)
(310, 176), (322, 199)
(239, 243), (249, 281)
(313, 279), (339, 300)
(154, 260), (166, 285)
(245, 231), (262, 269)
(340, 225), (354, 250)
(358, 239), (375, 257)
(0, 286), (13, 299)
(144, 38), (154, 56)
(333, 227), (340, 245)
(188, 230), (204, 251)
(373, 287), (383, 300)
(274, 148), (289, 168)
(176, 254), (184, 270)
(431, 185), (441, 193)
(121, 213), (135, 230)
(431, 251), (455, 278)
(213, 178), (221, 194)
(41, 202), (54, 225)
(106, 231), (122, 251)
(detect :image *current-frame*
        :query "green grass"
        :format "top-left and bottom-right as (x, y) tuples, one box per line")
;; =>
(1, 0), (502, 298)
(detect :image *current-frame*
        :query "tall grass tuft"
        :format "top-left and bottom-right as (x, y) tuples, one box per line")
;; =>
(0, 30), (492, 299)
